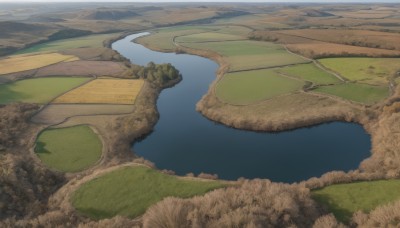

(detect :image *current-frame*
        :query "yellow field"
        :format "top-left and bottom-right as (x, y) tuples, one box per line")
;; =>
(53, 79), (144, 104)
(0, 53), (79, 75)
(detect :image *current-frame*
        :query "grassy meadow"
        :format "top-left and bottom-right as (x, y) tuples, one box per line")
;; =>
(72, 166), (224, 219)
(53, 79), (144, 104)
(0, 53), (78, 75)
(312, 180), (400, 222)
(216, 69), (304, 105)
(314, 83), (389, 104)
(0, 77), (90, 104)
(318, 58), (400, 85)
(16, 33), (119, 54)
(278, 63), (340, 85)
(35, 125), (102, 172)
(180, 40), (308, 71)
(175, 32), (244, 43)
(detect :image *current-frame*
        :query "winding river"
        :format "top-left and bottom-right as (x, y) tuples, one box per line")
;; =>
(112, 32), (371, 183)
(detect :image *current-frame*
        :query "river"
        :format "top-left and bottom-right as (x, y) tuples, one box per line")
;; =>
(112, 32), (371, 183)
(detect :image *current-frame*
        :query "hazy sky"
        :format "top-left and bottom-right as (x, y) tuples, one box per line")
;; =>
(0, 0), (398, 2)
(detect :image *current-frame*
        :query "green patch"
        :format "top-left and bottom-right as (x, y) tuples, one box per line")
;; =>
(318, 58), (400, 86)
(35, 125), (102, 172)
(72, 166), (224, 219)
(180, 40), (308, 71)
(0, 77), (91, 104)
(312, 180), (400, 223)
(216, 69), (304, 105)
(176, 32), (244, 43)
(314, 83), (389, 104)
(279, 63), (340, 85)
(16, 33), (119, 54)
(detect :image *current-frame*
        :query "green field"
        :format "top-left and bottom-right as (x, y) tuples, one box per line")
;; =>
(136, 26), (216, 51)
(176, 32), (244, 43)
(318, 58), (400, 85)
(0, 77), (91, 104)
(314, 83), (389, 104)
(16, 33), (119, 54)
(278, 63), (340, 85)
(180, 40), (308, 71)
(216, 69), (304, 105)
(35, 125), (102, 172)
(72, 166), (224, 219)
(312, 180), (400, 222)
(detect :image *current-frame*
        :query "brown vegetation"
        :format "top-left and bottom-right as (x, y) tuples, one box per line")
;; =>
(250, 30), (400, 58)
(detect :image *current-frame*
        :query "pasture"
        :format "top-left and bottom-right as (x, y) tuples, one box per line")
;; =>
(216, 69), (304, 105)
(180, 40), (308, 71)
(312, 180), (400, 222)
(278, 63), (340, 84)
(53, 79), (144, 104)
(176, 32), (244, 43)
(319, 58), (400, 85)
(0, 53), (78, 75)
(16, 33), (119, 54)
(71, 166), (224, 219)
(314, 83), (389, 104)
(0, 77), (90, 104)
(35, 125), (102, 172)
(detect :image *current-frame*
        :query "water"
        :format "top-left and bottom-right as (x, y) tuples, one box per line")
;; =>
(112, 33), (371, 183)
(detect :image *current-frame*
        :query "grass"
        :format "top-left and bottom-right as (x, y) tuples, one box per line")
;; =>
(180, 40), (308, 71)
(0, 77), (91, 104)
(176, 32), (244, 43)
(35, 125), (102, 172)
(15, 33), (119, 54)
(318, 58), (400, 85)
(312, 180), (400, 223)
(314, 83), (389, 104)
(216, 69), (304, 105)
(71, 166), (224, 219)
(0, 53), (78, 75)
(278, 63), (340, 84)
(53, 79), (144, 104)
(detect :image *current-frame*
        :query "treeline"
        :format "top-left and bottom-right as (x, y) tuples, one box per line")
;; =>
(130, 62), (181, 87)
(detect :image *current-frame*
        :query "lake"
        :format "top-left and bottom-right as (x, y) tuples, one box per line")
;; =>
(112, 32), (371, 183)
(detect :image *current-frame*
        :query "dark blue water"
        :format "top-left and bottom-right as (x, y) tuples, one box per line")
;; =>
(112, 33), (371, 183)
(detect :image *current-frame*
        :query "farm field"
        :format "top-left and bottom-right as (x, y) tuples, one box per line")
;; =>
(31, 104), (135, 125)
(0, 53), (78, 75)
(35, 60), (128, 77)
(0, 77), (90, 104)
(318, 58), (400, 85)
(35, 125), (102, 172)
(278, 63), (340, 85)
(312, 180), (400, 222)
(53, 79), (144, 104)
(175, 32), (245, 43)
(180, 40), (309, 71)
(15, 33), (120, 54)
(71, 166), (224, 219)
(314, 83), (389, 105)
(216, 69), (304, 105)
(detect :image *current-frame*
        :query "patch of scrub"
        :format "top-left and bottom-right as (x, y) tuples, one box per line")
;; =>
(16, 33), (120, 54)
(72, 166), (224, 219)
(53, 79), (144, 105)
(0, 77), (91, 104)
(318, 58), (400, 86)
(278, 63), (340, 85)
(216, 69), (304, 105)
(0, 53), (78, 75)
(312, 180), (400, 222)
(35, 125), (102, 172)
(314, 83), (389, 104)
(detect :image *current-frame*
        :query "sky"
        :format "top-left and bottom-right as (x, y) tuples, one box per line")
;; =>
(0, 0), (398, 2)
